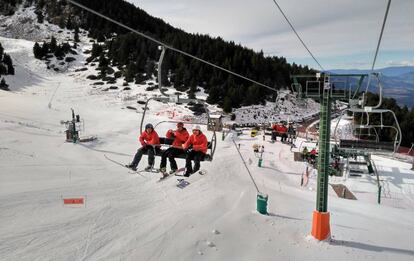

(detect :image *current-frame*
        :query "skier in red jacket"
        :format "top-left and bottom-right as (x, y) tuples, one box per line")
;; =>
(126, 123), (160, 171)
(182, 125), (208, 177)
(279, 124), (288, 142)
(159, 122), (189, 175)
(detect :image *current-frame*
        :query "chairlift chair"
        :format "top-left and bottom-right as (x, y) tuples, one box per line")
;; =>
(139, 96), (217, 162)
(137, 46), (217, 161)
(333, 73), (402, 155)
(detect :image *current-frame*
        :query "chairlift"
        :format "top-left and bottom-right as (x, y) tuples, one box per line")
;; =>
(138, 46), (217, 161)
(333, 73), (402, 154)
(150, 117), (216, 160)
(351, 125), (379, 142)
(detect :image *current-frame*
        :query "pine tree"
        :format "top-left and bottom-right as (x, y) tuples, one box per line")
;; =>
(66, 16), (73, 30)
(41, 42), (49, 56)
(223, 97), (232, 113)
(91, 43), (103, 59)
(61, 42), (71, 53)
(33, 42), (43, 59)
(145, 59), (155, 79)
(98, 53), (109, 74)
(2, 54), (14, 75)
(0, 78), (9, 91)
(0, 64), (7, 75)
(124, 62), (137, 82)
(58, 16), (65, 29)
(206, 86), (221, 104)
(188, 79), (197, 99)
(49, 36), (57, 53)
(74, 26), (80, 43)
(34, 9), (44, 23)
(96, 32), (105, 43)
(7, 64), (14, 75)
(54, 45), (64, 58)
(0, 43), (4, 59)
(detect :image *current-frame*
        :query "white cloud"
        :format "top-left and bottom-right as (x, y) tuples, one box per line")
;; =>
(130, 0), (414, 69)
(385, 60), (414, 67)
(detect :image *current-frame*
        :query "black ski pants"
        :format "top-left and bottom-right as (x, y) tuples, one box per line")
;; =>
(160, 147), (184, 171)
(185, 150), (205, 175)
(131, 145), (160, 168)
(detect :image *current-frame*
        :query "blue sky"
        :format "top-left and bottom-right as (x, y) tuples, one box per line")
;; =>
(130, 0), (413, 70)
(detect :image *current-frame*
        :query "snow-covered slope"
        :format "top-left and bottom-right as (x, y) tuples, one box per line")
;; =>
(1, 35), (414, 261)
(0, 5), (83, 42)
(1, 9), (414, 261)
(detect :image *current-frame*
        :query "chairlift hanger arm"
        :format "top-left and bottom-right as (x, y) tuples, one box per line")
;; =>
(140, 96), (205, 133)
(157, 46), (168, 97)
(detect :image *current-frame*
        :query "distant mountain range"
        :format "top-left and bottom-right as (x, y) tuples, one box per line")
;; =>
(330, 66), (414, 107)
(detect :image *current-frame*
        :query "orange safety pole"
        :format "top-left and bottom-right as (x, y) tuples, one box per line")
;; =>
(311, 211), (330, 240)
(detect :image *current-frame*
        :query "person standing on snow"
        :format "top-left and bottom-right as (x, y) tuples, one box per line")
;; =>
(182, 125), (208, 177)
(159, 122), (189, 175)
(126, 123), (160, 171)
(287, 122), (295, 144)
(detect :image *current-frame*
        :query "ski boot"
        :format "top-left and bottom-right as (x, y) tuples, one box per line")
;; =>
(126, 164), (137, 171)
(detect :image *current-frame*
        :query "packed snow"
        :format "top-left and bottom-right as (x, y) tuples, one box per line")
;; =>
(1, 16), (414, 261)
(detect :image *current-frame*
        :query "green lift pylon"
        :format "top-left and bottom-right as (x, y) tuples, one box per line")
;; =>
(316, 79), (331, 213)
(292, 73), (347, 241)
(312, 76), (332, 240)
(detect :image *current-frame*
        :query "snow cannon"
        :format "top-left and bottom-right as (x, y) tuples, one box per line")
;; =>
(258, 158), (263, 167)
(256, 192), (268, 215)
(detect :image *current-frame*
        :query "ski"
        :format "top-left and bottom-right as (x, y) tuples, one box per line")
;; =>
(176, 170), (207, 189)
(175, 169), (207, 177)
(177, 179), (190, 189)
(103, 154), (147, 178)
(157, 167), (186, 182)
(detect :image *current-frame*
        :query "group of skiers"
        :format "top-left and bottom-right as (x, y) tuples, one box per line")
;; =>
(271, 122), (296, 143)
(126, 122), (208, 177)
(302, 146), (318, 166)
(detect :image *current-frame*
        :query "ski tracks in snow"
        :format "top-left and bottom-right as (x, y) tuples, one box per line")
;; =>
(78, 205), (109, 261)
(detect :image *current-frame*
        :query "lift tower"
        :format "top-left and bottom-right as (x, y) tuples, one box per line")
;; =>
(293, 72), (347, 240)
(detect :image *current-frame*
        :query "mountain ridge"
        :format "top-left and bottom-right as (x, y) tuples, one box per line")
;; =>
(330, 67), (414, 107)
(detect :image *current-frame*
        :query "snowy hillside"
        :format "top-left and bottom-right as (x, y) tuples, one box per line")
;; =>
(1, 7), (414, 261)
(0, 5), (321, 127)
(232, 90), (320, 125)
(0, 5), (85, 42)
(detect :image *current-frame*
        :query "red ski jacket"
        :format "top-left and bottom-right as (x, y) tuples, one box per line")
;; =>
(183, 132), (208, 154)
(166, 128), (189, 148)
(279, 125), (288, 134)
(272, 124), (280, 132)
(139, 130), (160, 147)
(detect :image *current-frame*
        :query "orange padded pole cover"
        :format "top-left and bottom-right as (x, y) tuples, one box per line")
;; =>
(311, 211), (330, 240)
